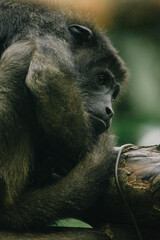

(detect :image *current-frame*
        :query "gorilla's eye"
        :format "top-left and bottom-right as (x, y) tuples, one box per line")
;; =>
(96, 71), (114, 88)
(97, 74), (106, 85)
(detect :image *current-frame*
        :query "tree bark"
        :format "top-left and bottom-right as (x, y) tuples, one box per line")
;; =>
(97, 144), (160, 240)
(99, 145), (160, 225)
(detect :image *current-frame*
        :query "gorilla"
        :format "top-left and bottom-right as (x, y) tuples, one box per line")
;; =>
(0, 0), (128, 230)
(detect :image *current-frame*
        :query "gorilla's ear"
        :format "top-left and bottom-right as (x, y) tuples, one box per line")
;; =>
(68, 24), (93, 43)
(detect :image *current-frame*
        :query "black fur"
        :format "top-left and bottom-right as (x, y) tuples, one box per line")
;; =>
(0, 0), (128, 230)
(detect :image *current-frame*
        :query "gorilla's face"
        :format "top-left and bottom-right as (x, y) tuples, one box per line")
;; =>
(69, 24), (128, 135)
(81, 67), (120, 135)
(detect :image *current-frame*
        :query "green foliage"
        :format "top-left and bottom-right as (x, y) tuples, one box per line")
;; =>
(110, 30), (160, 145)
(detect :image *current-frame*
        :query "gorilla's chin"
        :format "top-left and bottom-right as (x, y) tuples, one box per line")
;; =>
(89, 115), (110, 135)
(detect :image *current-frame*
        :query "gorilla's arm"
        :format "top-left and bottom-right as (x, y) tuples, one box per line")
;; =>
(1, 133), (114, 230)
(0, 41), (35, 205)
(25, 35), (91, 158)
(0, 37), (115, 230)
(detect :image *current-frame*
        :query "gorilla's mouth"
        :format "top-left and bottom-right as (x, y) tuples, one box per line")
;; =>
(89, 115), (110, 135)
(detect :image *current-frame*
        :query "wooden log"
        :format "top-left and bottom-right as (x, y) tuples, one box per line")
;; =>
(92, 145), (160, 240)
(97, 145), (160, 226)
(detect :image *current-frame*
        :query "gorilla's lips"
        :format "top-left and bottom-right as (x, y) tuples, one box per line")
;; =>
(89, 115), (110, 135)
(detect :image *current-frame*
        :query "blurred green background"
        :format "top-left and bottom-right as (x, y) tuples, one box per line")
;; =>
(108, 1), (160, 146)
(110, 30), (160, 145)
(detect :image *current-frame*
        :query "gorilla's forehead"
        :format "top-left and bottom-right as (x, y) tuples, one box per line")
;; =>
(75, 36), (128, 83)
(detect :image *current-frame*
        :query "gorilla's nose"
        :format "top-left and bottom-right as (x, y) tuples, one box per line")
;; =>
(106, 107), (114, 119)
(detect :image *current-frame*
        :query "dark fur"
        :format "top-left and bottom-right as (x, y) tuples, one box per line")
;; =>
(0, 0), (128, 230)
